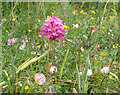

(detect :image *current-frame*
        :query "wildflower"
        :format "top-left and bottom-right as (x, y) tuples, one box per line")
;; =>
(39, 35), (42, 38)
(25, 85), (29, 90)
(44, 86), (56, 95)
(6, 30), (8, 32)
(73, 88), (77, 93)
(44, 43), (48, 48)
(92, 10), (96, 14)
(13, 15), (17, 18)
(19, 37), (28, 50)
(2, 18), (6, 22)
(37, 45), (41, 48)
(19, 43), (26, 50)
(72, 24), (78, 28)
(76, 39), (78, 42)
(27, 80), (30, 85)
(91, 17), (95, 20)
(87, 69), (93, 76)
(79, 72), (82, 76)
(83, 19), (85, 21)
(28, 29), (31, 32)
(44, 89), (52, 95)
(51, 12), (54, 15)
(80, 10), (83, 13)
(47, 16), (49, 18)
(115, 44), (118, 48)
(35, 73), (46, 85)
(83, 12), (87, 15)
(113, 45), (115, 48)
(102, 27), (104, 29)
(109, 76), (113, 79)
(101, 67), (109, 74)
(63, 25), (69, 30)
(40, 16), (65, 42)
(83, 35), (87, 39)
(50, 66), (57, 73)
(72, 10), (77, 15)
(31, 44), (34, 50)
(25, 37), (28, 43)
(91, 26), (95, 30)
(38, 19), (41, 22)
(8, 38), (18, 46)
(80, 47), (84, 51)
(8, 33), (11, 36)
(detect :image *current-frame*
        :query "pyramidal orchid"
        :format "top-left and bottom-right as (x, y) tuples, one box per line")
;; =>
(40, 16), (65, 42)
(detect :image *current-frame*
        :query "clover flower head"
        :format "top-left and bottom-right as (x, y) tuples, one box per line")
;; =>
(35, 73), (46, 85)
(49, 66), (57, 73)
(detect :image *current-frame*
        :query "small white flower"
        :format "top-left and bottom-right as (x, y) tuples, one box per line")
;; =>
(113, 45), (115, 48)
(92, 30), (95, 33)
(79, 72), (82, 76)
(101, 67), (109, 74)
(108, 32), (110, 35)
(81, 47), (84, 51)
(87, 69), (93, 76)
(72, 24), (79, 28)
(83, 35), (88, 39)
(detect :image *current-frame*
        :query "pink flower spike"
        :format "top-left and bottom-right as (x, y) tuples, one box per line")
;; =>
(101, 67), (109, 74)
(35, 73), (46, 85)
(40, 16), (65, 42)
(49, 66), (57, 73)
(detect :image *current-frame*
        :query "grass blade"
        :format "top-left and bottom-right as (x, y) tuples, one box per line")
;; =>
(59, 48), (69, 80)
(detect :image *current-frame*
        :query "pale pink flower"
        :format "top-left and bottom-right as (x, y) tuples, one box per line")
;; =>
(19, 38), (28, 50)
(87, 69), (93, 76)
(49, 66), (57, 73)
(19, 43), (26, 50)
(25, 37), (28, 43)
(44, 43), (48, 48)
(44, 89), (52, 95)
(7, 38), (18, 46)
(7, 39), (11, 46)
(40, 16), (65, 42)
(35, 73), (46, 85)
(73, 88), (77, 93)
(8, 33), (11, 36)
(83, 35), (88, 39)
(79, 72), (82, 76)
(27, 80), (30, 85)
(31, 44), (34, 50)
(101, 67), (109, 74)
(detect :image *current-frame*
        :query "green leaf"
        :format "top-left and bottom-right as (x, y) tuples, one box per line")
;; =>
(45, 61), (51, 72)
(99, 51), (109, 57)
(76, 63), (82, 93)
(59, 48), (69, 80)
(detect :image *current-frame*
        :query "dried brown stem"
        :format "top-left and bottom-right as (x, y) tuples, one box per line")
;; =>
(52, 78), (118, 94)
(92, 0), (109, 66)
